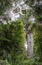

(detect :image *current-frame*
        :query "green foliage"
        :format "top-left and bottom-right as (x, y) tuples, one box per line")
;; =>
(0, 0), (42, 65)
(0, 20), (26, 65)
(11, 20), (26, 65)
(25, 0), (35, 6)
(0, 60), (10, 65)
(34, 25), (42, 62)
(0, 0), (13, 15)
(23, 57), (42, 65)
(25, 0), (42, 23)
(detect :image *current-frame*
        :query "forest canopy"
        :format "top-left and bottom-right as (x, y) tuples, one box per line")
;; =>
(0, 0), (42, 65)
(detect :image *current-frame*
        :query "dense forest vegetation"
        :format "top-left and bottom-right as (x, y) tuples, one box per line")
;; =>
(0, 0), (42, 65)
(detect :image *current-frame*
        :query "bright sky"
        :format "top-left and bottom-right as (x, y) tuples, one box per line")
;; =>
(0, 0), (35, 24)
(6, 0), (30, 21)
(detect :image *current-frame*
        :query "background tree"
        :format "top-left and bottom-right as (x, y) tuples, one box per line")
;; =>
(25, 0), (42, 62)
(19, 10), (35, 58)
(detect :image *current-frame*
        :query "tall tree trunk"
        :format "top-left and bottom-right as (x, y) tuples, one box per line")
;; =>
(26, 32), (34, 58)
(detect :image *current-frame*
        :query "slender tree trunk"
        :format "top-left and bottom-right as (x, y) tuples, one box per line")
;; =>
(26, 32), (34, 58)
